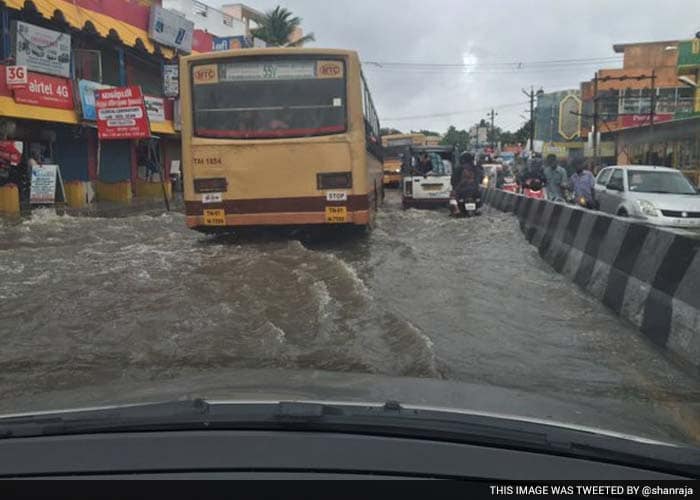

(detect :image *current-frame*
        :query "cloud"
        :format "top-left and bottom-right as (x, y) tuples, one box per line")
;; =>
(220, 0), (700, 133)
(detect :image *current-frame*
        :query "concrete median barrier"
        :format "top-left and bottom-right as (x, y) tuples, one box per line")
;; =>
(484, 188), (700, 374)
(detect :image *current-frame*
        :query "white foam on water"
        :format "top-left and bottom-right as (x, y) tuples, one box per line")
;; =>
(0, 263), (25, 275)
(311, 280), (332, 318)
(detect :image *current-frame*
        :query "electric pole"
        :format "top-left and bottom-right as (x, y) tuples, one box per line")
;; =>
(593, 72), (599, 168)
(522, 87), (542, 154)
(648, 69), (656, 163)
(487, 109), (497, 148)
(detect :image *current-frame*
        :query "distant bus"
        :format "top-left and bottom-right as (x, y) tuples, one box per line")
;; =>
(180, 48), (383, 231)
(381, 133), (427, 187)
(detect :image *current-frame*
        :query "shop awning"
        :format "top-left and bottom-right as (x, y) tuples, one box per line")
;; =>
(4, 0), (176, 59)
(1, 96), (179, 136)
(0, 96), (79, 124)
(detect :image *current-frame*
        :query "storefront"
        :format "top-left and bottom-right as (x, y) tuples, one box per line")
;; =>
(615, 117), (700, 185)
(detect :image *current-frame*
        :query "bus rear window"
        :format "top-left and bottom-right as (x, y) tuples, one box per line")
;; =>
(192, 58), (347, 139)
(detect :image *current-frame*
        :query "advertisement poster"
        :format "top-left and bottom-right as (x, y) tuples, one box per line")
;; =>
(78, 79), (111, 120)
(30, 164), (60, 204)
(163, 64), (179, 97)
(144, 95), (165, 122)
(148, 6), (194, 52)
(0, 141), (24, 166)
(95, 86), (151, 140)
(12, 21), (71, 78)
(12, 71), (73, 109)
(5, 65), (28, 88)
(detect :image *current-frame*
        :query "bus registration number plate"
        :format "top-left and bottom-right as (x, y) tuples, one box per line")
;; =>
(204, 209), (226, 226)
(325, 206), (347, 223)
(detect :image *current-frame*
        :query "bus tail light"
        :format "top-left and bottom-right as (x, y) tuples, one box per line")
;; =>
(317, 172), (352, 190)
(194, 178), (228, 193)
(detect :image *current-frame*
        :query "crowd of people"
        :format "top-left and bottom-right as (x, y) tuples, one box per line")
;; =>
(446, 151), (601, 210)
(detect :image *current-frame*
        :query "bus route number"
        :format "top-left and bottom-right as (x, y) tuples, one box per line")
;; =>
(263, 64), (277, 79)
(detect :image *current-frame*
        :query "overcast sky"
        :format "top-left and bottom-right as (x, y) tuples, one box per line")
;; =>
(218, 0), (700, 134)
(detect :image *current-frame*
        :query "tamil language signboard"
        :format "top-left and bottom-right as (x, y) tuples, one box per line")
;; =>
(95, 86), (151, 140)
(12, 21), (71, 78)
(148, 6), (193, 52)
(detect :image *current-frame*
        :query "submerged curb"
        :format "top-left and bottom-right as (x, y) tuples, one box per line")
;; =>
(483, 188), (700, 375)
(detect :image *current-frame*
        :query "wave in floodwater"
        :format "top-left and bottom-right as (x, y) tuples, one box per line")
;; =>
(0, 209), (441, 400)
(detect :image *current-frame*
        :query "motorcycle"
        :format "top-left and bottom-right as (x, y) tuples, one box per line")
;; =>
(449, 192), (481, 218)
(522, 178), (545, 200)
(501, 175), (518, 193)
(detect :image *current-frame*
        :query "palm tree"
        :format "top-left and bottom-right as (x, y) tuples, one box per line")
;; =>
(252, 6), (315, 47)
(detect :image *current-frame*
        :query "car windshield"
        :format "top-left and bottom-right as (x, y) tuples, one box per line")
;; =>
(2, 0), (700, 468)
(628, 170), (697, 195)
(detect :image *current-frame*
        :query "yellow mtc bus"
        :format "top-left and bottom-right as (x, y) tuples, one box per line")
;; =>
(381, 133), (427, 186)
(180, 48), (383, 231)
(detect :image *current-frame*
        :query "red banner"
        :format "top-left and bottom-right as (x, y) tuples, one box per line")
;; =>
(95, 86), (151, 140)
(620, 113), (674, 128)
(11, 71), (74, 109)
(0, 141), (23, 166)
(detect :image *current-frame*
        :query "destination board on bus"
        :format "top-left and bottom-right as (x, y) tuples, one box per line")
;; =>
(214, 60), (344, 82)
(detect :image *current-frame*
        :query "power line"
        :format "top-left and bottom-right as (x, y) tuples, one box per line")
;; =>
(363, 56), (622, 70)
(382, 101), (528, 122)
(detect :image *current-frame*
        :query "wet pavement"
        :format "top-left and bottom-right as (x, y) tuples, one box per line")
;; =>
(1, 191), (699, 444)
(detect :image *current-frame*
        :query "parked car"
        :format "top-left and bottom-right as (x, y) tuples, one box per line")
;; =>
(593, 166), (700, 228)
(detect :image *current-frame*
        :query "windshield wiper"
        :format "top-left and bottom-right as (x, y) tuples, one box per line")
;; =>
(0, 400), (698, 477)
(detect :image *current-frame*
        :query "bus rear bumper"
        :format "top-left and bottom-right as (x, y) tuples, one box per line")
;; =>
(186, 210), (370, 230)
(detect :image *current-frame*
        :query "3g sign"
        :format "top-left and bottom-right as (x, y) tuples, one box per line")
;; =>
(6, 65), (28, 87)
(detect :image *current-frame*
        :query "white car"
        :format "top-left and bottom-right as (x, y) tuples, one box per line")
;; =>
(594, 166), (700, 228)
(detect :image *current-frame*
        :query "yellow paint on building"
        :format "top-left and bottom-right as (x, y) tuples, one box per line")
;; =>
(64, 181), (88, 208)
(0, 184), (20, 214)
(95, 180), (132, 203)
(134, 179), (172, 200)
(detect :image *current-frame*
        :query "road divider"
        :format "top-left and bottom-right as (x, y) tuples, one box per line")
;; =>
(483, 188), (700, 374)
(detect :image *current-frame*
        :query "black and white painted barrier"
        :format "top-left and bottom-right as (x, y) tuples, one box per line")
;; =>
(483, 188), (700, 374)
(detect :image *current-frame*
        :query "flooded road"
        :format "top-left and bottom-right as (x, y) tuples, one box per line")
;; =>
(1, 191), (699, 444)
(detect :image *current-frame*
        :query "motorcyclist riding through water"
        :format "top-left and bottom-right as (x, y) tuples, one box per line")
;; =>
(450, 152), (482, 217)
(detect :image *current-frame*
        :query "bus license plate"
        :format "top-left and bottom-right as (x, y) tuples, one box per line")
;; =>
(204, 209), (226, 226)
(325, 206), (347, 223)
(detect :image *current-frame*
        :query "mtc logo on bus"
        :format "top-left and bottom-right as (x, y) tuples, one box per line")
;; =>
(317, 61), (343, 79)
(193, 65), (218, 85)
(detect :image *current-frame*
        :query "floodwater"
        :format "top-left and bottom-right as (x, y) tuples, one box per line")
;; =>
(1, 191), (699, 444)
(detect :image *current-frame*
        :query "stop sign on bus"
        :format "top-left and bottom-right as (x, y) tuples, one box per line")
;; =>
(6, 65), (28, 88)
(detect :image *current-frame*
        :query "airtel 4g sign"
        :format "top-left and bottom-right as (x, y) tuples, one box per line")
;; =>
(11, 70), (74, 110)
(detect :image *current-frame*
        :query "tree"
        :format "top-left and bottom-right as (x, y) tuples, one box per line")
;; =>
(380, 127), (403, 136)
(252, 6), (316, 47)
(411, 129), (440, 137)
(440, 125), (470, 151)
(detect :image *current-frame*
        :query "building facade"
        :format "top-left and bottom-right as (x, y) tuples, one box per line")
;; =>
(0, 0), (220, 210)
(533, 89), (584, 161)
(580, 39), (700, 181)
